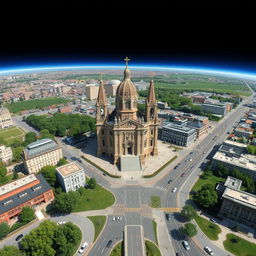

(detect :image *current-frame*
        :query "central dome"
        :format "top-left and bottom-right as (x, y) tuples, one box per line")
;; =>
(116, 67), (138, 99)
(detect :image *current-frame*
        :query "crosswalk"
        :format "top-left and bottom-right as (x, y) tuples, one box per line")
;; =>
(155, 185), (172, 192)
(160, 207), (180, 212)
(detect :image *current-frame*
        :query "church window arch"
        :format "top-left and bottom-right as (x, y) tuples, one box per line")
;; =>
(125, 99), (130, 109)
(150, 108), (154, 118)
(103, 139), (105, 146)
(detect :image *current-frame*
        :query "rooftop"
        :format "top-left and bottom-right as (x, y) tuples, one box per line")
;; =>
(213, 151), (256, 172)
(0, 174), (37, 197)
(223, 187), (256, 210)
(224, 176), (242, 190)
(163, 123), (196, 133)
(24, 139), (60, 159)
(56, 161), (83, 177)
(0, 174), (52, 215)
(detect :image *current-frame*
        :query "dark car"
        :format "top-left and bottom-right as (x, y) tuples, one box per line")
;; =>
(166, 213), (171, 221)
(181, 172), (185, 177)
(106, 240), (113, 248)
(16, 234), (23, 241)
(77, 159), (82, 163)
(167, 179), (172, 184)
(176, 253), (182, 256)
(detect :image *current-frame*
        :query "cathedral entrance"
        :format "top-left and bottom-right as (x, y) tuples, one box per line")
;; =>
(125, 141), (134, 155)
(128, 145), (132, 155)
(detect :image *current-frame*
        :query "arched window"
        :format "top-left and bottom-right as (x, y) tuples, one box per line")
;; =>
(125, 100), (130, 109)
(150, 108), (154, 118)
(103, 140), (105, 146)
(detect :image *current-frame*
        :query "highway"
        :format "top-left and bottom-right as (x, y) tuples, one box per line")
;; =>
(7, 91), (255, 256)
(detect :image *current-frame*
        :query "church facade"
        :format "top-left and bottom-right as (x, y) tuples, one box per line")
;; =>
(95, 59), (159, 165)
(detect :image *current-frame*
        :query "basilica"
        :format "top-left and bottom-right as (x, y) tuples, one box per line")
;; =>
(95, 58), (159, 166)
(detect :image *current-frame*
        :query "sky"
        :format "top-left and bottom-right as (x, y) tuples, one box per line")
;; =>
(0, 3), (255, 74)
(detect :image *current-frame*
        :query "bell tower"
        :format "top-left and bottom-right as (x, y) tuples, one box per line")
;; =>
(146, 80), (157, 123)
(96, 80), (108, 123)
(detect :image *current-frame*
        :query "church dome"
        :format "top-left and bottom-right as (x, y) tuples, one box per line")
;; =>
(116, 68), (137, 99)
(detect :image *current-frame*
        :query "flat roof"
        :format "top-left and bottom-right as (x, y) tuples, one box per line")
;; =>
(0, 174), (37, 196)
(163, 123), (196, 133)
(56, 162), (83, 177)
(224, 176), (242, 190)
(0, 174), (52, 215)
(223, 187), (256, 210)
(213, 151), (256, 172)
(223, 140), (248, 148)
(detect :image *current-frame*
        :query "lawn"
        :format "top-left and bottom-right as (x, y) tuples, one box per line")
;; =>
(72, 184), (115, 212)
(152, 220), (158, 245)
(223, 233), (256, 256)
(109, 241), (124, 256)
(5, 97), (70, 113)
(191, 173), (225, 193)
(194, 214), (221, 240)
(145, 240), (161, 256)
(0, 126), (25, 141)
(151, 196), (161, 208)
(87, 216), (106, 242)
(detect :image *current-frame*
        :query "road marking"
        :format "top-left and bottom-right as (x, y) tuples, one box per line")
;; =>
(160, 207), (180, 212)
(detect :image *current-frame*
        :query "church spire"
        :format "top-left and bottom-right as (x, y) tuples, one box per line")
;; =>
(147, 80), (156, 104)
(124, 56), (131, 80)
(96, 80), (107, 105)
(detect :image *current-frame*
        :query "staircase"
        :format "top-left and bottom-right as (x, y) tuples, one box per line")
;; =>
(120, 155), (141, 172)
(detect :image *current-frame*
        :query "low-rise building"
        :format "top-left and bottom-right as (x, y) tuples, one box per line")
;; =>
(218, 177), (256, 228)
(0, 174), (54, 224)
(58, 105), (72, 113)
(56, 162), (85, 192)
(160, 122), (196, 147)
(212, 151), (256, 180)
(157, 101), (168, 109)
(0, 107), (12, 129)
(234, 128), (252, 138)
(22, 139), (63, 174)
(0, 145), (13, 163)
(201, 103), (227, 116)
(134, 80), (149, 91)
(187, 121), (208, 138)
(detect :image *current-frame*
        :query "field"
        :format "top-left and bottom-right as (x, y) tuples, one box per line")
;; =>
(5, 97), (70, 113)
(109, 242), (123, 256)
(145, 240), (161, 256)
(223, 233), (256, 256)
(0, 126), (25, 142)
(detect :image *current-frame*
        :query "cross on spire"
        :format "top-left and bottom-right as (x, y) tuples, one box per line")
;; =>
(124, 56), (130, 68)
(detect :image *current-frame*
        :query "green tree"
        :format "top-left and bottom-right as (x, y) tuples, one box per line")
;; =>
(53, 191), (80, 213)
(180, 205), (197, 221)
(88, 177), (97, 189)
(40, 129), (55, 140)
(0, 166), (7, 177)
(40, 166), (57, 187)
(57, 158), (68, 167)
(13, 171), (19, 180)
(194, 184), (218, 208)
(179, 222), (197, 238)
(12, 146), (23, 162)
(24, 132), (37, 145)
(9, 139), (22, 148)
(19, 207), (35, 224)
(0, 222), (10, 239)
(0, 245), (24, 256)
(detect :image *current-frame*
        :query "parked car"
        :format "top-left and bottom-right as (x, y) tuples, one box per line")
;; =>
(203, 151), (206, 154)
(182, 240), (190, 250)
(167, 179), (172, 184)
(210, 218), (217, 223)
(166, 213), (171, 221)
(106, 240), (113, 248)
(57, 221), (66, 225)
(78, 242), (88, 254)
(204, 246), (214, 255)
(172, 187), (177, 193)
(181, 172), (185, 177)
(15, 234), (23, 241)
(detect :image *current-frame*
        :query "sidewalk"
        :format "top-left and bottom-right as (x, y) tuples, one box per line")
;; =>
(152, 209), (176, 256)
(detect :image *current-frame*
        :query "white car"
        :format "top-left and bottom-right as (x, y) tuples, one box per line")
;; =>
(112, 217), (117, 221)
(204, 246), (214, 255)
(172, 187), (177, 193)
(113, 216), (122, 221)
(182, 240), (190, 250)
(57, 221), (66, 225)
(78, 242), (88, 254)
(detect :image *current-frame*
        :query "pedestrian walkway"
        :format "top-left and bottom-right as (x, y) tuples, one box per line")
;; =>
(152, 209), (176, 256)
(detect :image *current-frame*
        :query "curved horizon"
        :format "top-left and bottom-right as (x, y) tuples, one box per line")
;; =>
(1, 64), (256, 80)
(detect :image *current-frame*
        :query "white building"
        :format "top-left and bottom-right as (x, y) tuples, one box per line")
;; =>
(0, 145), (13, 163)
(56, 162), (86, 192)
(0, 108), (12, 129)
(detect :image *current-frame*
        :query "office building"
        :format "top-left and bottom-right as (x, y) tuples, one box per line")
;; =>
(201, 103), (227, 116)
(56, 162), (85, 192)
(85, 84), (99, 100)
(23, 139), (63, 174)
(105, 80), (121, 97)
